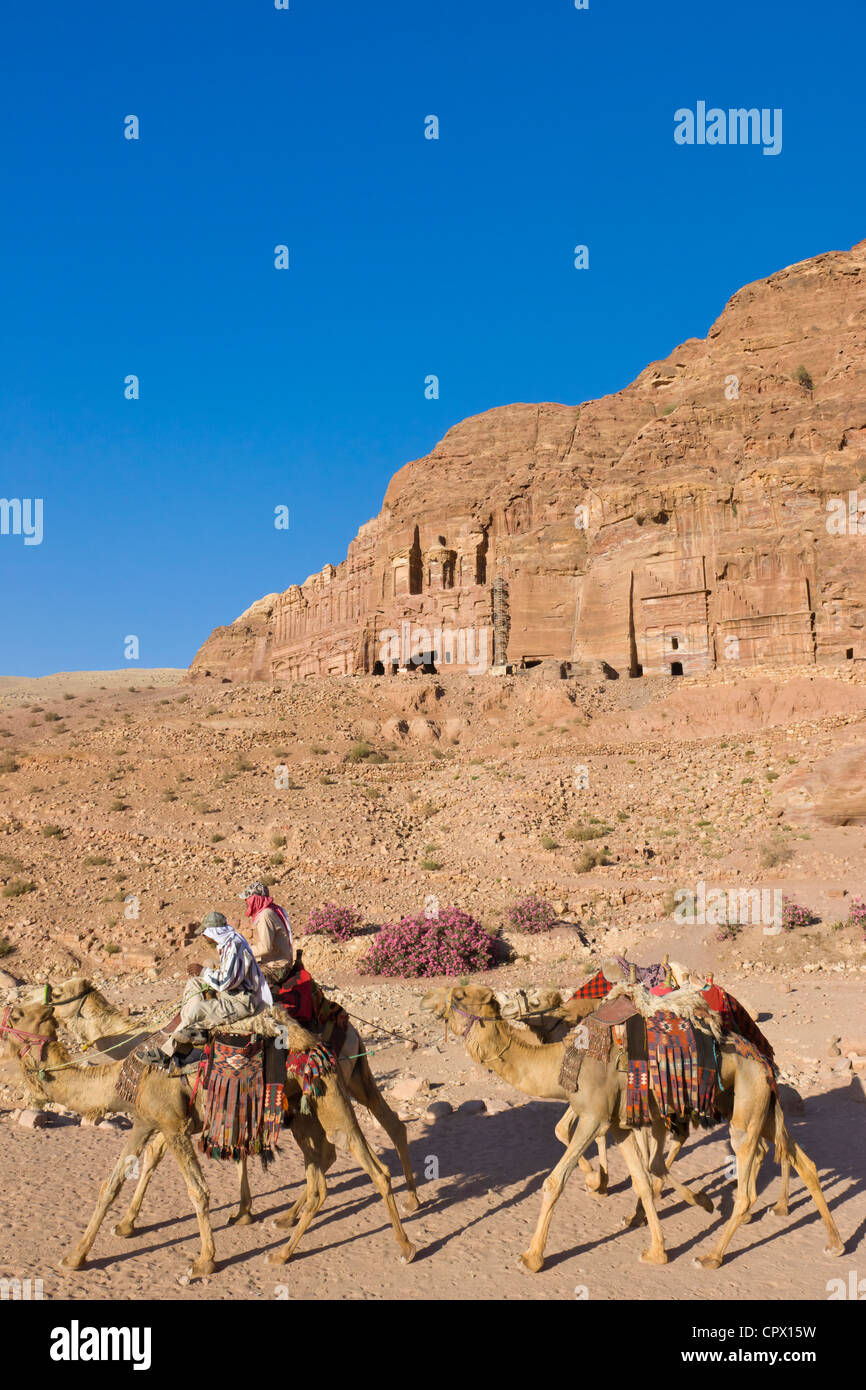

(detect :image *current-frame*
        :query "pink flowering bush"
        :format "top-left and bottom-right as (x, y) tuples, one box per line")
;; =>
(506, 895), (557, 934)
(358, 906), (496, 978)
(781, 896), (815, 932)
(849, 897), (866, 938)
(305, 903), (365, 943)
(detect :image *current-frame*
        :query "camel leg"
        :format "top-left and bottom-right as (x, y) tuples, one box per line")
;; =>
(342, 1118), (417, 1263)
(648, 1124), (712, 1213)
(272, 1116), (335, 1229)
(781, 1137), (844, 1256)
(694, 1112), (765, 1270)
(270, 1095), (416, 1265)
(554, 1108), (608, 1196)
(226, 1157), (255, 1226)
(113, 1132), (167, 1237)
(165, 1132), (217, 1278)
(617, 1129), (668, 1264)
(519, 1112), (603, 1273)
(60, 1122), (155, 1270)
(352, 1062), (422, 1212)
(772, 1155), (791, 1218)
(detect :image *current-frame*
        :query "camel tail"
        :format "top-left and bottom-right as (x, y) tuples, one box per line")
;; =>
(772, 1092), (795, 1168)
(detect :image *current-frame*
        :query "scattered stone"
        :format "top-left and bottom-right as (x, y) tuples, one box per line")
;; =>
(423, 1101), (453, 1121)
(457, 1098), (487, 1115)
(17, 1108), (52, 1129)
(841, 1037), (866, 1057)
(389, 1075), (428, 1103)
(483, 1098), (511, 1116)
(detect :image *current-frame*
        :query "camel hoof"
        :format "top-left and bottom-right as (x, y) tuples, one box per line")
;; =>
(770, 1204), (789, 1220)
(639, 1248), (668, 1265)
(824, 1242), (844, 1258)
(112, 1223), (137, 1239)
(227, 1211), (255, 1227)
(266, 1249), (289, 1266)
(272, 1213), (298, 1230)
(189, 1259), (217, 1279)
(695, 1189), (714, 1214)
(518, 1251), (544, 1274)
(622, 1211), (646, 1229)
(693, 1255), (722, 1270)
(399, 1244), (417, 1264)
(402, 1194), (422, 1214)
(58, 1255), (86, 1273)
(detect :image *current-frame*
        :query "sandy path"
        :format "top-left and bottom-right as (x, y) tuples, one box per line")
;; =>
(0, 1026), (861, 1303)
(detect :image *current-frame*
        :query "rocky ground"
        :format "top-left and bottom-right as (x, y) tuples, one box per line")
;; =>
(0, 663), (864, 1300)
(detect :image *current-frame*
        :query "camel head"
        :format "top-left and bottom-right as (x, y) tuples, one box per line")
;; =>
(421, 984), (501, 1027)
(0, 1001), (58, 1061)
(497, 987), (564, 1020)
(46, 976), (96, 1018)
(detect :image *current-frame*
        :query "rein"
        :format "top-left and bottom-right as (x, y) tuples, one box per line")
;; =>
(47, 984), (94, 1021)
(443, 990), (514, 1063)
(0, 1006), (52, 1066)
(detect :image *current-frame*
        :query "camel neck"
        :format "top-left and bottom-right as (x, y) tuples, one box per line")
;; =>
(18, 1038), (123, 1113)
(462, 1017), (566, 1099)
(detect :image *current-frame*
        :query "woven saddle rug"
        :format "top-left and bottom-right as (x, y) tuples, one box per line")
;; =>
(558, 994), (639, 1092)
(626, 1012), (720, 1130)
(199, 1035), (291, 1160)
(115, 1012), (182, 1106)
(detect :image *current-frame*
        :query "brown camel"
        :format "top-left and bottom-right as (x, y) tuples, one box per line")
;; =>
(0, 1000), (416, 1275)
(47, 975), (420, 1230)
(500, 982), (793, 1222)
(422, 983), (844, 1271)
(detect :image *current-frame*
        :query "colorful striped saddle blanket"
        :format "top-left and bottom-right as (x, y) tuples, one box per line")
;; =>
(625, 1012), (721, 1129)
(559, 1003), (723, 1130)
(199, 1036), (284, 1161)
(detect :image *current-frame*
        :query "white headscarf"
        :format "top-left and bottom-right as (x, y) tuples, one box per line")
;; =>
(201, 922), (273, 1009)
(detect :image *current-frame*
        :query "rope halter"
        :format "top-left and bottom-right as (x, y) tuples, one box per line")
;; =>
(0, 1006), (52, 1064)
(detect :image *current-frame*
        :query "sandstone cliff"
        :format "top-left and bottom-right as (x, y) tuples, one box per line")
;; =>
(190, 239), (866, 682)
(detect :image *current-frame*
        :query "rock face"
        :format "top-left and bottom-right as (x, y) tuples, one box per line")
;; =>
(191, 240), (866, 682)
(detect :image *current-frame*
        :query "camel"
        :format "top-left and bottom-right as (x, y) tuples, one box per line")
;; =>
(47, 975), (421, 1230)
(499, 981), (793, 1222)
(0, 999), (416, 1275)
(422, 983), (844, 1271)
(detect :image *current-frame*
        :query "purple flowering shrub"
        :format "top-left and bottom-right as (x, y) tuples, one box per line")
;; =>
(305, 903), (365, 942)
(849, 897), (866, 937)
(781, 896), (816, 932)
(506, 895), (557, 934)
(358, 906), (496, 977)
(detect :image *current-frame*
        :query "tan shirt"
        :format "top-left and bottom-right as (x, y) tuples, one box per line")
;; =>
(249, 905), (293, 967)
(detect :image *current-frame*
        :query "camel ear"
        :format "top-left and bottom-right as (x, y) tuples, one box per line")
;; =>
(475, 987), (494, 1005)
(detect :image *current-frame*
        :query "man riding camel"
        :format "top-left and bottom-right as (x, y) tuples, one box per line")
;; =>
(140, 911), (273, 1066)
(240, 880), (293, 971)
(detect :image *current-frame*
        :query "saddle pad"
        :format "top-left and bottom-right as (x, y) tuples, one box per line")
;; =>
(200, 1037), (269, 1160)
(570, 970), (612, 1001)
(115, 1013), (182, 1105)
(626, 1011), (720, 1129)
(591, 995), (640, 1026)
(725, 1030), (777, 1093)
(558, 1015), (610, 1092)
(558, 1030), (584, 1092)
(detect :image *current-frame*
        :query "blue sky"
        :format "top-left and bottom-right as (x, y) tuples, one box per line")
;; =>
(1, 0), (863, 676)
